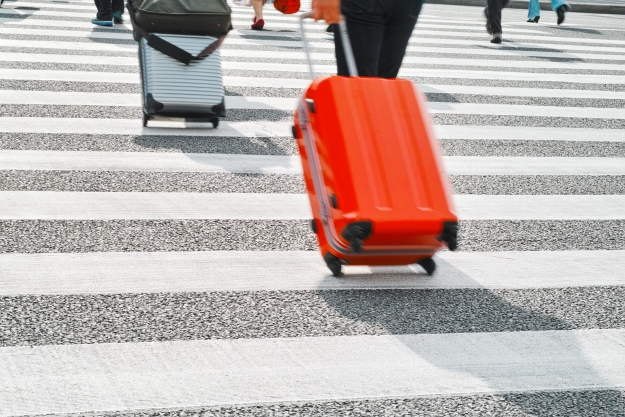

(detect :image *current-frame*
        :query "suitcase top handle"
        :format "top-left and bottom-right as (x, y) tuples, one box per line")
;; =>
(299, 12), (358, 79)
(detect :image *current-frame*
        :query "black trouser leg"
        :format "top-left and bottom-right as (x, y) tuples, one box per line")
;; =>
(377, 0), (423, 79)
(334, 0), (422, 78)
(94, 0), (113, 20)
(112, 0), (124, 15)
(486, 0), (509, 34)
(334, 0), (386, 77)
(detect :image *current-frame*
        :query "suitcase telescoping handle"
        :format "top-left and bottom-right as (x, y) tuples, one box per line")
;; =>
(299, 11), (358, 79)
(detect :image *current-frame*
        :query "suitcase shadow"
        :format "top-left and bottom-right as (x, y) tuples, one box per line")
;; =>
(318, 258), (625, 414)
(133, 135), (294, 155)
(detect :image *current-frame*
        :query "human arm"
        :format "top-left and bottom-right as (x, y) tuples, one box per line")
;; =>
(311, 0), (340, 23)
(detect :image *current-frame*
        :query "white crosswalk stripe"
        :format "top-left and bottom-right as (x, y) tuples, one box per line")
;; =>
(1, 0), (624, 414)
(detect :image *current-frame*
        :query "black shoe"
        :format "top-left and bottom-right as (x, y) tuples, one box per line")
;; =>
(534, 15), (540, 22)
(556, 5), (566, 25)
(112, 11), (123, 23)
(490, 32), (502, 43)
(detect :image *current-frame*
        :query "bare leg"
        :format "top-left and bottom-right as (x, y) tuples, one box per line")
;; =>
(252, 0), (264, 20)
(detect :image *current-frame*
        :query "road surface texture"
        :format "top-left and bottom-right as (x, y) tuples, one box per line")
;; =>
(0, 0), (625, 416)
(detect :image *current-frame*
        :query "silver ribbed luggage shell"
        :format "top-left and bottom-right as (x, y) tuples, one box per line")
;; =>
(139, 33), (224, 119)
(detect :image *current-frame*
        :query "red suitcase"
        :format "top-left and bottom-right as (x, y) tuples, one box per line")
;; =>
(293, 14), (458, 277)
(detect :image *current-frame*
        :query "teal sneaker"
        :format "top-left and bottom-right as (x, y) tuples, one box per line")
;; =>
(91, 18), (113, 26)
(112, 11), (123, 24)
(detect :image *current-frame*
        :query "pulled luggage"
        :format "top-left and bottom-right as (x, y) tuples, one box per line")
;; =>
(138, 33), (225, 128)
(293, 13), (458, 277)
(127, 0), (230, 127)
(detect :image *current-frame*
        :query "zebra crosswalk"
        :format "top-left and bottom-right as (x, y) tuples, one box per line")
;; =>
(1, 0), (625, 415)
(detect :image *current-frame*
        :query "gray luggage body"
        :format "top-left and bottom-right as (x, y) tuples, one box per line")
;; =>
(139, 33), (225, 127)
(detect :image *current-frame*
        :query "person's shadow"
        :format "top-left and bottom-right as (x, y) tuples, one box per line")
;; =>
(318, 257), (625, 415)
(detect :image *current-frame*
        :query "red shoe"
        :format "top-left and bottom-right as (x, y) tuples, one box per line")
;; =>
(251, 18), (264, 30)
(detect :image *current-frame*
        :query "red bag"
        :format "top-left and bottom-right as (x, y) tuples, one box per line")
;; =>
(273, 0), (300, 14)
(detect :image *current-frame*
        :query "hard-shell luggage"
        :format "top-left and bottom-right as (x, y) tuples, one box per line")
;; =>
(293, 13), (458, 277)
(128, 0), (232, 42)
(138, 33), (225, 127)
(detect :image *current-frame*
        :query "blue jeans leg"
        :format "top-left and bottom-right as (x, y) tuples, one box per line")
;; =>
(528, 0), (541, 19)
(551, 0), (570, 11)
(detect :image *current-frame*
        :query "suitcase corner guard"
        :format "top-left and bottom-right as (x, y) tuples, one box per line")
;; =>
(341, 221), (373, 253)
(437, 221), (458, 251)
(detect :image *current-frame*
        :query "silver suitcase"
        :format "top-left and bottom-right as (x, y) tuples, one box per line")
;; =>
(139, 34), (225, 128)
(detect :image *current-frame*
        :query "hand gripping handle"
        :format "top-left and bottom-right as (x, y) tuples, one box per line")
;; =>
(299, 11), (358, 79)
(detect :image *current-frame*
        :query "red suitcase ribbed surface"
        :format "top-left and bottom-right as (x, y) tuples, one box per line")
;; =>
(294, 76), (458, 275)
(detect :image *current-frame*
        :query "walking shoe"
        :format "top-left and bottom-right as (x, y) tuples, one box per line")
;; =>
(490, 32), (502, 43)
(112, 11), (123, 24)
(251, 18), (264, 30)
(91, 18), (113, 26)
(527, 16), (539, 22)
(556, 5), (567, 25)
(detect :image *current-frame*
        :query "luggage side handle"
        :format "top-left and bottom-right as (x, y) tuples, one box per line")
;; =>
(299, 11), (358, 78)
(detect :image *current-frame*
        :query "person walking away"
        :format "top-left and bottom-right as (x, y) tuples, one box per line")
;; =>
(527, 0), (570, 24)
(92, 0), (124, 26)
(484, 0), (509, 44)
(313, 0), (423, 79)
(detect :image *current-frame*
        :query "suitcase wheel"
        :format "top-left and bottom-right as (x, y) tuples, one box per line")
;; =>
(211, 118), (219, 129)
(438, 221), (458, 251)
(417, 257), (436, 276)
(324, 252), (344, 278)
(142, 112), (149, 127)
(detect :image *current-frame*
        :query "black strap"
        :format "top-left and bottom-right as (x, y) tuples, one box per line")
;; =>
(126, 2), (226, 65)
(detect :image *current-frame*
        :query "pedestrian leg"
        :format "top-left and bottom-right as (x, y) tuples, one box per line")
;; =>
(486, 0), (508, 43)
(111, 0), (124, 23)
(552, 0), (570, 24)
(377, 0), (423, 79)
(251, 0), (265, 29)
(334, 0), (386, 76)
(527, 0), (540, 22)
(93, 0), (113, 25)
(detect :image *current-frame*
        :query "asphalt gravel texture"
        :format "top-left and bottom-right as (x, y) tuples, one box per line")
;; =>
(3, 133), (625, 157)
(0, 105), (293, 122)
(0, 171), (306, 193)
(1, 220), (623, 253)
(0, 133), (298, 154)
(60, 390), (625, 417)
(1, 171), (624, 195)
(2, 287), (625, 346)
(439, 139), (625, 157)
